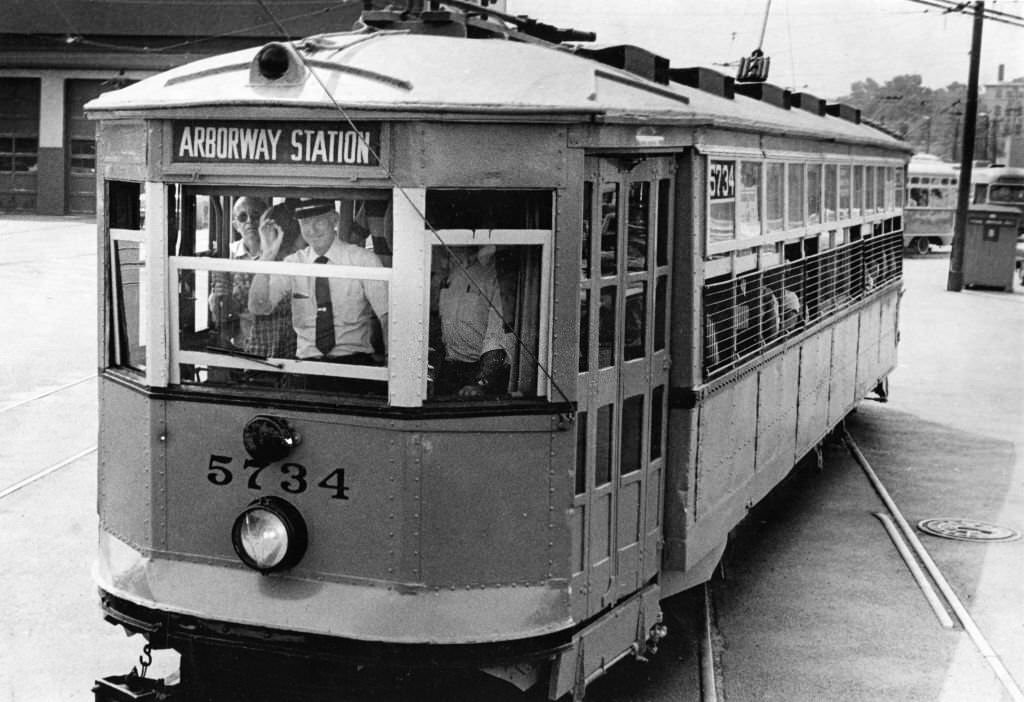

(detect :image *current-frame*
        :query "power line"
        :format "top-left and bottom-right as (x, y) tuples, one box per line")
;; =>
(905, 0), (1024, 28)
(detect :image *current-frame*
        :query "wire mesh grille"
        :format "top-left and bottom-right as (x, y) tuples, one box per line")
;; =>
(702, 228), (903, 380)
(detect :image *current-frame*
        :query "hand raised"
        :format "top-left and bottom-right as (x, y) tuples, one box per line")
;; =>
(258, 213), (284, 261)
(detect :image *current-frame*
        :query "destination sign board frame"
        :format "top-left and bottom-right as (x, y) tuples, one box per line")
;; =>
(160, 120), (390, 179)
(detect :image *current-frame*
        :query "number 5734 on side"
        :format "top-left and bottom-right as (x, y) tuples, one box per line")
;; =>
(206, 454), (350, 501)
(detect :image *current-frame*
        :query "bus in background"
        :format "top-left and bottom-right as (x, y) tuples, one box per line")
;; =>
(971, 164), (1024, 284)
(904, 153), (958, 255)
(972, 164), (1024, 221)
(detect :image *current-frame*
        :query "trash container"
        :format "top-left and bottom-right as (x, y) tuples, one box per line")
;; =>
(962, 204), (1021, 291)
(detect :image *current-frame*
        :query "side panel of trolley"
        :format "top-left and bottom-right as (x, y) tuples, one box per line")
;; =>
(661, 144), (905, 597)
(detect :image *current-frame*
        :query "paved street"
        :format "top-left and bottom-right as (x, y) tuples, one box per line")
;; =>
(0, 216), (179, 702)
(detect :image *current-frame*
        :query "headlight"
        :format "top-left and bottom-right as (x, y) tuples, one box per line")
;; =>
(243, 415), (300, 465)
(231, 497), (308, 573)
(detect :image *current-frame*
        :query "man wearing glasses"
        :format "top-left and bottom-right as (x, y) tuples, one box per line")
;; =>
(209, 196), (269, 348)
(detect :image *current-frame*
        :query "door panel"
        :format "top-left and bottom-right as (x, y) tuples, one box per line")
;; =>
(574, 156), (674, 618)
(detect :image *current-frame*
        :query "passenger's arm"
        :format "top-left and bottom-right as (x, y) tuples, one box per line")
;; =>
(208, 271), (232, 323)
(248, 219), (288, 315)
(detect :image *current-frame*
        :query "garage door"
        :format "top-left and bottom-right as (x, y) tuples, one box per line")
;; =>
(0, 78), (40, 212)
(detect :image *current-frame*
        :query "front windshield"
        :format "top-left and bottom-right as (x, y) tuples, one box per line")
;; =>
(172, 187), (393, 397)
(104, 183), (553, 405)
(990, 184), (1024, 204)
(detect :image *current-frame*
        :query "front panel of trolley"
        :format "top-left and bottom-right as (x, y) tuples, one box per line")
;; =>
(96, 118), (584, 616)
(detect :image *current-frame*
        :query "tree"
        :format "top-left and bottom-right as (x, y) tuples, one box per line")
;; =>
(838, 75), (968, 159)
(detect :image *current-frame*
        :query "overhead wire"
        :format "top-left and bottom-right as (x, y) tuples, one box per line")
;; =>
(905, 0), (1024, 28)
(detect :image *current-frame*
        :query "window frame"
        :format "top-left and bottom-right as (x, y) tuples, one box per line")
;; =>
(106, 181), (150, 377)
(422, 227), (553, 403)
(702, 152), (905, 280)
(105, 182), (554, 408)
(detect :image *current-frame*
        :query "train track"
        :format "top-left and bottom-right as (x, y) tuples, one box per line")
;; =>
(0, 374), (95, 414)
(0, 374), (98, 500)
(696, 431), (1024, 702)
(0, 446), (97, 500)
(844, 431), (1024, 702)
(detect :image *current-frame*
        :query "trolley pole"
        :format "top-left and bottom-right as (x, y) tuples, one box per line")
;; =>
(947, 0), (984, 292)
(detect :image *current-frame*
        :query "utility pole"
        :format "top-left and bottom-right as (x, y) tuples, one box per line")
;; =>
(951, 115), (961, 161)
(947, 0), (984, 292)
(990, 116), (998, 162)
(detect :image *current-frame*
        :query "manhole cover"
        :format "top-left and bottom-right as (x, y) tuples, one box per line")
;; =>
(917, 518), (1021, 542)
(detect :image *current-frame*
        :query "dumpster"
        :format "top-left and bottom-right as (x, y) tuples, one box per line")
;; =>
(962, 204), (1021, 290)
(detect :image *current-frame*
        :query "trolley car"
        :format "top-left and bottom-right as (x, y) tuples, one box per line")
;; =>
(972, 164), (1024, 222)
(89, 4), (910, 700)
(903, 153), (957, 254)
(971, 164), (1024, 284)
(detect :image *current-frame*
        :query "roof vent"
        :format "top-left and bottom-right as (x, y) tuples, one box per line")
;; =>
(735, 82), (791, 109)
(577, 45), (670, 85)
(669, 67), (735, 99)
(791, 92), (826, 115)
(826, 103), (861, 124)
(250, 42), (308, 86)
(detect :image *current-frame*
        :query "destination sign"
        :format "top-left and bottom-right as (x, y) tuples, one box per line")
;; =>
(172, 121), (381, 166)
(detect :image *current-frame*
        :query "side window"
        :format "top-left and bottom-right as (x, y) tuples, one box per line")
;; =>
(807, 164), (822, 225)
(708, 159), (737, 245)
(737, 161), (762, 240)
(787, 163), (805, 227)
(107, 181), (146, 372)
(865, 167), (876, 210)
(766, 163), (785, 232)
(838, 165), (851, 219)
(876, 166), (887, 210)
(424, 189), (551, 402)
(428, 243), (543, 400)
(824, 164), (837, 222)
(852, 165), (864, 216)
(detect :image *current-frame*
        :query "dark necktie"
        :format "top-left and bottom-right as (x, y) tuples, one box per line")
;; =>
(314, 256), (335, 357)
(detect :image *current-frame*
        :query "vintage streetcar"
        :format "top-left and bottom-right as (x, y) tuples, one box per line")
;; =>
(89, 3), (909, 700)
(903, 152), (958, 254)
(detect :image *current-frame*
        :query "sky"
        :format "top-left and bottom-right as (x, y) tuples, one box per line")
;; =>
(506, 0), (1024, 100)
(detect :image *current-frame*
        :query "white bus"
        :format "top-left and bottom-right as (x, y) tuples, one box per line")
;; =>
(904, 153), (958, 254)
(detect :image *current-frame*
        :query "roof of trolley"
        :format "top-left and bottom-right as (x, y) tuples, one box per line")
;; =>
(972, 165), (1024, 181)
(86, 27), (909, 152)
(909, 153), (959, 175)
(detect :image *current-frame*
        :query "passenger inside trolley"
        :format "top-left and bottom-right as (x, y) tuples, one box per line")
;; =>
(431, 245), (511, 398)
(208, 196), (268, 350)
(169, 187), (548, 403)
(249, 201), (388, 365)
(246, 203), (301, 358)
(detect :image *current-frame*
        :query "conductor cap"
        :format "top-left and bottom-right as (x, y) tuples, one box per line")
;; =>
(293, 200), (337, 220)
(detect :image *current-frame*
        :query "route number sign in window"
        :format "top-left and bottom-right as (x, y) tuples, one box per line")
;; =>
(709, 161), (736, 200)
